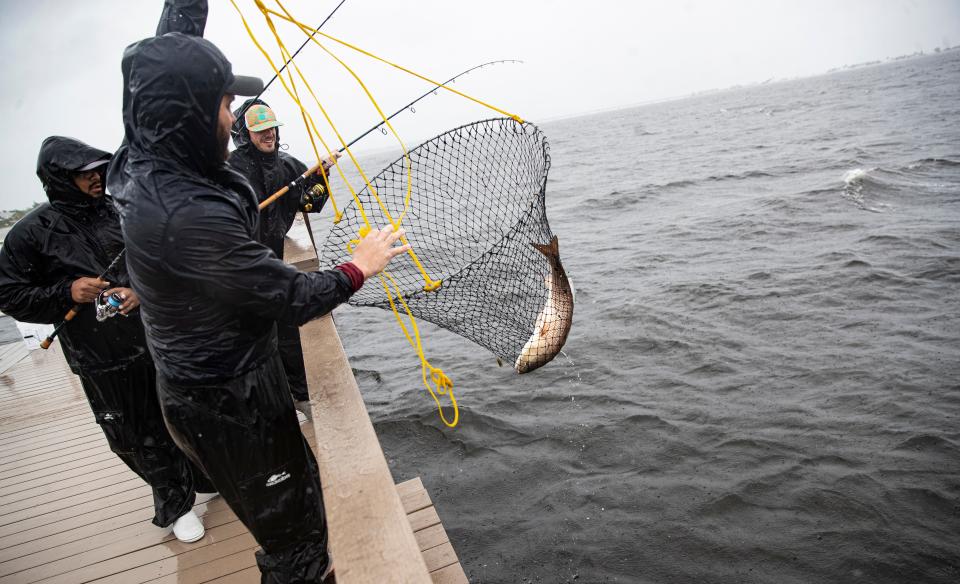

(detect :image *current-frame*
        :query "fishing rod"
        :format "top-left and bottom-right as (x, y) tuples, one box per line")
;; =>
(344, 59), (523, 151)
(235, 0), (348, 123)
(257, 59), (523, 210)
(40, 250), (126, 350)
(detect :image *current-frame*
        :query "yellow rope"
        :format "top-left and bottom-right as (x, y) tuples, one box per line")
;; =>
(380, 273), (458, 428)
(230, 0), (484, 426)
(266, 0), (440, 290)
(228, 0), (346, 221)
(245, 0), (441, 291)
(263, 6), (523, 124)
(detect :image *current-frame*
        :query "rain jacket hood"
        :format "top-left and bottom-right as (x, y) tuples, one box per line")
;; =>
(0, 137), (148, 374)
(120, 32), (232, 177)
(37, 136), (111, 210)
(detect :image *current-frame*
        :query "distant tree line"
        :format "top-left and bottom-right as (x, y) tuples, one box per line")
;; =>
(0, 202), (41, 229)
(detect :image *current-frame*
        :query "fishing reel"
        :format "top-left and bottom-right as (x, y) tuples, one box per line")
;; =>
(300, 182), (327, 212)
(95, 290), (128, 322)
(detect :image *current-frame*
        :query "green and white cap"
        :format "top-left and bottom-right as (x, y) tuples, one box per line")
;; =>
(245, 104), (283, 133)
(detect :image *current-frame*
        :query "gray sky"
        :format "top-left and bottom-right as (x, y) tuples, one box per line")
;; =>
(1, 0), (958, 210)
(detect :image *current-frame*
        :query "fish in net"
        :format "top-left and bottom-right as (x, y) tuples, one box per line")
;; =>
(320, 117), (573, 373)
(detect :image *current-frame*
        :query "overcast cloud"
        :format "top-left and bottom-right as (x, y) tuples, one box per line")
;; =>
(1, 0), (957, 210)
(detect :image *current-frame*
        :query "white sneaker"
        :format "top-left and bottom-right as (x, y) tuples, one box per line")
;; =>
(294, 400), (313, 423)
(172, 510), (205, 543)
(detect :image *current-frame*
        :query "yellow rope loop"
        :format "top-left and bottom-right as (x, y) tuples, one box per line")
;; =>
(426, 365), (459, 428)
(379, 272), (459, 428)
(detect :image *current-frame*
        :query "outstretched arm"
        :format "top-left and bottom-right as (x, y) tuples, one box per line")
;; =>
(165, 196), (407, 326)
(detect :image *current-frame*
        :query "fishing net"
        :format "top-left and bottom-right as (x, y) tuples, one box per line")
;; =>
(319, 117), (573, 373)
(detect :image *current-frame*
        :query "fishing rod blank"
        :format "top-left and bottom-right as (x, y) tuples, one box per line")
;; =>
(234, 0), (348, 125)
(343, 59), (522, 151)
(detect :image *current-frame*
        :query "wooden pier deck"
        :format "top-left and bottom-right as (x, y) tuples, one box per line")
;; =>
(0, 216), (468, 583)
(0, 342), (465, 583)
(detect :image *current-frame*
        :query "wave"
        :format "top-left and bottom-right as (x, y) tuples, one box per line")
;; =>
(893, 434), (958, 454)
(841, 167), (890, 212)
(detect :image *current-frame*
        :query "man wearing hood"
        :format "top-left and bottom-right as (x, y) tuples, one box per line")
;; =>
(0, 137), (213, 543)
(228, 100), (335, 420)
(110, 29), (409, 583)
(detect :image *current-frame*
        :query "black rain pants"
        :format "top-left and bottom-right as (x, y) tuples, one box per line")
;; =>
(79, 360), (212, 527)
(156, 352), (330, 584)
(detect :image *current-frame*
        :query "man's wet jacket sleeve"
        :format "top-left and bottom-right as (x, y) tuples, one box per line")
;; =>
(0, 233), (73, 324)
(164, 197), (354, 327)
(156, 0), (207, 36)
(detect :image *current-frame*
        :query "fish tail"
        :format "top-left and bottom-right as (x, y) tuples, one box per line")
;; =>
(531, 235), (559, 258)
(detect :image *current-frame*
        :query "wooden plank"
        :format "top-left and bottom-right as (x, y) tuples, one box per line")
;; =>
(0, 495), (154, 551)
(0, 457), (127, 500)
(0, 440), (110, 478)
(0, 424), (100, 457)
(0, 412), (90, 445)
(0, 450), (119, 489)
(414, 523), (449, 552)
(422, 542), (459, 573)
(0, 504), (235, 576)
(205, 566), (260, 583)
(396, 476), (425, 498)
(8, 519), (250, 584)
(430, 562), (469, 584)
(140, 547), (259, 584)
(408, 506), (442, 533)
(85, 531), (256, 584)
(0, 432), (105, 467)
(401, 487), (434, 516)
(0, 489), (153, 537)
(0, 466), (134, 513)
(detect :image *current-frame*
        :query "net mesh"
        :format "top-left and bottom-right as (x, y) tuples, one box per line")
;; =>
(319, 117), (572, 372)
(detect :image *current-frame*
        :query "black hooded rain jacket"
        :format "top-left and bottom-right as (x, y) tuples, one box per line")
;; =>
(109, 33), (355, 384)
(228, 98), (328, 259)
(0, 137), (149, 374)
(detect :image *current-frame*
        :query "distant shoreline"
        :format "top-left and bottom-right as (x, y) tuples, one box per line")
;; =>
(538, 45), (960, 124)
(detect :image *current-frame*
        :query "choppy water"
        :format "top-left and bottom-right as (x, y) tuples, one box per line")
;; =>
(322, 50), (960, 583)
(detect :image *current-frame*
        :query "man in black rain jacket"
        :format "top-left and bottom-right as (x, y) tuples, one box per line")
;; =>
(228, 99), (333, 417)
(0, 137), (213, 539)
(109, 30), (408, 582)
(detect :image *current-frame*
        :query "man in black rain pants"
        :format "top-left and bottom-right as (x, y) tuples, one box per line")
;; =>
(109, 31), (409, 583)
(0, 137), (213, 542)
(228, 100), (336, 421)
